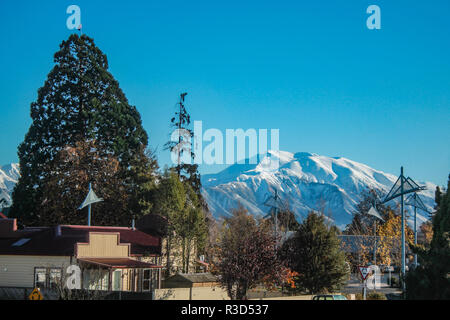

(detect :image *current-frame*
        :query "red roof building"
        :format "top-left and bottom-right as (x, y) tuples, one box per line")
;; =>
(0, 219), (163, 294)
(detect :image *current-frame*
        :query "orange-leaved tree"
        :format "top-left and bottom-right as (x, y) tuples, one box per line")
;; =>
(377, 209), (414, 266)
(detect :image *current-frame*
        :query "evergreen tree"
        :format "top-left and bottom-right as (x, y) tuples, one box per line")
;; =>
(151, 170), (187, 276)
(435, 186), (442, 210)
(175, 181), (207, 273)
(280, 211), (349, 294)
(151, 169), (208, 275)
(164, 93), (207, 209)
(162, 93), (212, 273)
(406, 175), (450, 299)
(10, 34), (153, 226)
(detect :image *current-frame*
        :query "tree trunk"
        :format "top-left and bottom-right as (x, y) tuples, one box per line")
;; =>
(166, 234), (172, 277)
(182, 236), (186, 273)
(186, 237), (192, 273)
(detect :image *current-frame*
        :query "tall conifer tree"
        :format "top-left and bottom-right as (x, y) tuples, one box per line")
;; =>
(10, 34), (154, 226)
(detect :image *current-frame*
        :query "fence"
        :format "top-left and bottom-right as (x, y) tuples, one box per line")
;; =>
(154, 286), (229, 300)
(0, 286), (153, 300)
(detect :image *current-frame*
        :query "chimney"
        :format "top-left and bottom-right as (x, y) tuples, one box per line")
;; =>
(131, 218), (136, 230)
(55, 225), (62, 237)
(0, 219), (18, 238)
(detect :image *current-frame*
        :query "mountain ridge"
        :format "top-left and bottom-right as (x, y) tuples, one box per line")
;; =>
(0, 154), (437, 229)
(201, 151), (437, 229)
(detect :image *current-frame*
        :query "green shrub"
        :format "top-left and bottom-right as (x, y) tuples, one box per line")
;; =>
(367, 292), (386, 300)
(390, 276), (401, 288)
(354, 292), (386, 300)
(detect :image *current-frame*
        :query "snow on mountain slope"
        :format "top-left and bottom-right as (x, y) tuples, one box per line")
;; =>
(201, 151), (437, 229)
(0, 155), (438, 230)
(0, 163), (20, 206)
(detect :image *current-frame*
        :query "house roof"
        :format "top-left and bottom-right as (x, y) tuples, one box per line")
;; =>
(0, 224), (161, 257)
(78, 257), (162, 269)
(165, 273), (218, 283)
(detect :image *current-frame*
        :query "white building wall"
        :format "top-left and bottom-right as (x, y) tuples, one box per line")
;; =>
(0, 255), (71, 288)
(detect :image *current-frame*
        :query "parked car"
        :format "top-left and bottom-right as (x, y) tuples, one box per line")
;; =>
(380, 265), (394, 273)
(312, 294), (347, 300)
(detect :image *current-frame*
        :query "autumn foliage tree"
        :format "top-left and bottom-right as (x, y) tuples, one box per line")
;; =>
(217, 205), (285, 300)
(376, 209), (414, 267)
(418, 220), (433, 248)
(344, 189), (391, 267)
(38, 140), (133, 226)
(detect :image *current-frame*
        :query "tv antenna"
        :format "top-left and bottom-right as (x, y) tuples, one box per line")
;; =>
(263, 189), (287, 247)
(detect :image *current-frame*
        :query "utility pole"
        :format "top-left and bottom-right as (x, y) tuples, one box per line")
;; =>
(373, 220), (377, 265)
(382, 166), (425, 296)
(367, 200), (383, 266)
(414, 202), (418, 266)
(405, 192), (429, 267)
(400, 166), (406, 292)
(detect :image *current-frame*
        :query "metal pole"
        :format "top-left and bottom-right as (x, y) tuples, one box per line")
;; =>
(374, 221), (377, 265)
(363, 280), (367, 300)
(414, 196), (418, 267)
(88, 182), (91, 226)
(275, 206), (278, 247)
(274, 190), (279, 248)
(389, 266), (392, 286)
(400, 167), (406, 292)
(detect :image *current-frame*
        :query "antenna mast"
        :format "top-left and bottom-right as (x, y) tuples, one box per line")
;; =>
(263, 189), (284, 248)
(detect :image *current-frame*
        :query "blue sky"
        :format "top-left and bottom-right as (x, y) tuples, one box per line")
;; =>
(0, 0), (449, 185)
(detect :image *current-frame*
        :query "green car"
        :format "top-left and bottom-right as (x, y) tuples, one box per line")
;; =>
(312, 294), (347, 300)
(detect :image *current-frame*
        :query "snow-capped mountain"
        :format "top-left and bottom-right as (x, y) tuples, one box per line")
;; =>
(0, 163), (20, 207)
(201, 151), (437, 229)
(0, 154), (438, 229)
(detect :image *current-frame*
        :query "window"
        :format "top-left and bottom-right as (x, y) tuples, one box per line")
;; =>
(142, 269), (151, 291)
(34, 268), (47, 289)
(112, 270), (122, 291)
(142, 269), (158, 292)
(12, 238), (30, 246)
(49, 268), (62, 289)
(34, 267), (62, 289)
